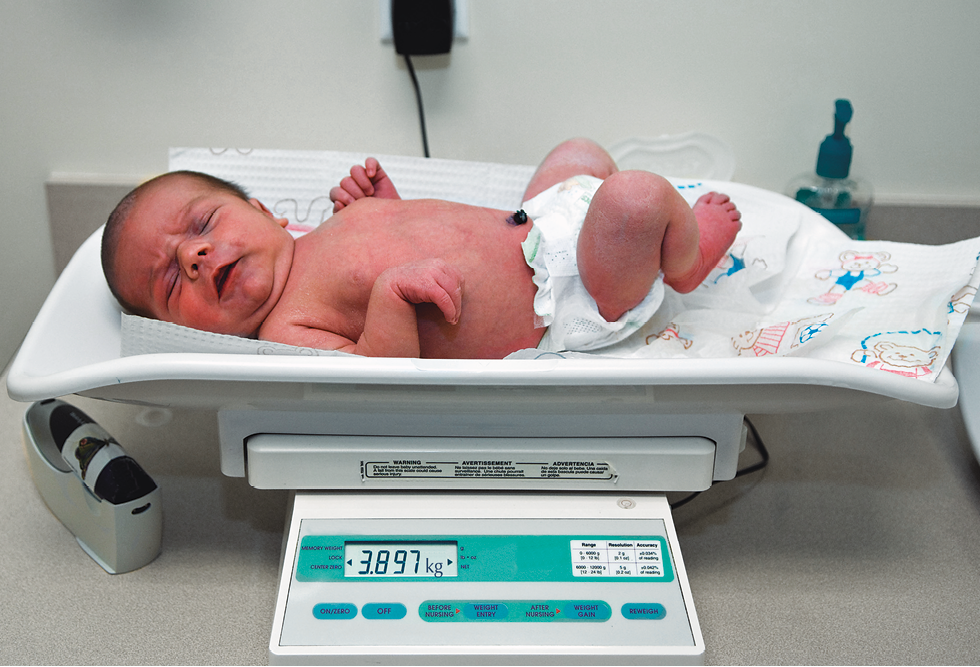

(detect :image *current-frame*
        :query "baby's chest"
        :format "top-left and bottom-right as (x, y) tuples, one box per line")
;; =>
(267, 261), (368, 335)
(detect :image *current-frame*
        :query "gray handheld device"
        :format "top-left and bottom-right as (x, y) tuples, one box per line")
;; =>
(22, 399), (162, 574)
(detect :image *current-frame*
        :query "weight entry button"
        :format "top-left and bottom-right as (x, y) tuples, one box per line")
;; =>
(622, 603), (667, 620)
(312, 603), (357, 620)
(363, 603), (407, 620)
(463, 602), (508, 620)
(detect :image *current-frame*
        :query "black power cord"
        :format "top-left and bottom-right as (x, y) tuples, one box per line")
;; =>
(403, 54), (430, 158)
(669, 416), (770, 510)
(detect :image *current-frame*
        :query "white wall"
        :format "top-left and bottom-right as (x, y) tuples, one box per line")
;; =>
(3, 0), (979, 368)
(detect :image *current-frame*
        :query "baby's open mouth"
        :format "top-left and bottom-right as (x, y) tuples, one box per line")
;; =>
(215, 260), (238, 298)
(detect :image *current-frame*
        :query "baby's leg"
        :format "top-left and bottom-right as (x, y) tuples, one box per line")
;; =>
(523, 138), (618, 202)
(577, 171), (741, 321)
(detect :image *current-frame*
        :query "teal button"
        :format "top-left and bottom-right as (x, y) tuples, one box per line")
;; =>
(363, 603), (407, 619)
(420, 600), (611, 623)
(622, 603), (667, 620)
(565, 601), (612, 621)
(312, 603), (357, 620)
(463, 602), (508, 620)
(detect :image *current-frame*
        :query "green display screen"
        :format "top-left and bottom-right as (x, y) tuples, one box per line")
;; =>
(296, 535), (673, 583)
(344, 541), (458, 578)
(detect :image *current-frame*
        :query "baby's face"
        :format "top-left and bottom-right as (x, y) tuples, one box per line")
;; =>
(112, 175), (294, 337)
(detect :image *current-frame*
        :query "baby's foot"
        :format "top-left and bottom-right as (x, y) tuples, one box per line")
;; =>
(667, 192), (742, 293)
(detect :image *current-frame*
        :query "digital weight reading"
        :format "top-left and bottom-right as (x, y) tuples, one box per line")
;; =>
(344, 541), (458, 578)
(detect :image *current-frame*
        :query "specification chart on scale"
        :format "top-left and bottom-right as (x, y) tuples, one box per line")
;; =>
(570, 539), (665, 577)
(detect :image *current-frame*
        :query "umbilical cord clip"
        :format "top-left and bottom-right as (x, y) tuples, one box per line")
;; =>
(507, 209), (528, 226)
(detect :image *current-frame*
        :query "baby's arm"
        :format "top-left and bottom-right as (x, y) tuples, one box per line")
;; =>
(329, 157), (401, 212)
(355, 260), (463, 357)
(267, 260), (463, 357)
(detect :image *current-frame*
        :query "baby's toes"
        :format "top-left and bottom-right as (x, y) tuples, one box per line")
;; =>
(696, 191), (730, 206)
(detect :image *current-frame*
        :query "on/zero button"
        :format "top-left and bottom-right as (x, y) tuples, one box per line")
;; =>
(312, 603), (358, 620)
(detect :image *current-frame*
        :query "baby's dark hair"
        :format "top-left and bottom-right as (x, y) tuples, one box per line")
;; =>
(101, 170), (250, 315)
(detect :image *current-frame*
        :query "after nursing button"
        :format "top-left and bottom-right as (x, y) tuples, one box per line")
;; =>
(622, 603), (667, 620)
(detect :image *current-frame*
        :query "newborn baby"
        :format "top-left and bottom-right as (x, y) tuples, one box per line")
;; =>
(101, 139), (741, 358)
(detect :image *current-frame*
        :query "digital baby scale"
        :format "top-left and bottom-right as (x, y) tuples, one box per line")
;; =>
(270, 492), (702, 665)
(224, 402), (737, 665)
(7, 147), (973, 666)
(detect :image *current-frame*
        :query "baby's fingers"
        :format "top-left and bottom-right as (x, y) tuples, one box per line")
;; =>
(329, 185), (354, 212)
(430, 266), (464, 325)
(349, 165), (375, 196)
(390, 262), (464, 325)
(339, 175), (370, 199)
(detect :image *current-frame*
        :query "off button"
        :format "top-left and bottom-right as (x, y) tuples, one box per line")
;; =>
(363, 603), (407, 620)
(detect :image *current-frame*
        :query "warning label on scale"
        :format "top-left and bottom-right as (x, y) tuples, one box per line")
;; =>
(362, 459), (616, 481)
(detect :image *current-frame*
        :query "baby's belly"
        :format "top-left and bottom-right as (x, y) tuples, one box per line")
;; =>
(416, 262), (544, 359)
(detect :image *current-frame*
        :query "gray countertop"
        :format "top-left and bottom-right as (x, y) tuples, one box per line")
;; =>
(3, 366), (979, 665)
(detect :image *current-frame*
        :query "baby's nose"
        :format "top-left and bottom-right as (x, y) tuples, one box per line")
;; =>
(178, 241), (212, 277)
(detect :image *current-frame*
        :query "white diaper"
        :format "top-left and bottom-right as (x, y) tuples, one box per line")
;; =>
(521, 175), (665, 352)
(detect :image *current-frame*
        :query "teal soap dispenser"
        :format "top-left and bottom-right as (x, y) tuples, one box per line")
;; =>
(787, 99), (873, 239)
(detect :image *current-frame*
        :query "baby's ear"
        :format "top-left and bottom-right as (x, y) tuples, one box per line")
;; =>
(249, 198), (289, 227)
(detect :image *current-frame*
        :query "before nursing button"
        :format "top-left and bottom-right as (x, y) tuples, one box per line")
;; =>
(622, 603), (667, 620)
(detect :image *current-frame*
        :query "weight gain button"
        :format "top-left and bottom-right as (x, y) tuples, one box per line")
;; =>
(621, 603), (667, 620)
(363, 603), (407, 619)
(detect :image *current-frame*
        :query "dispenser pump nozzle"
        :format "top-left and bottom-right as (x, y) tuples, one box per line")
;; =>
(816, 99), (854, 179)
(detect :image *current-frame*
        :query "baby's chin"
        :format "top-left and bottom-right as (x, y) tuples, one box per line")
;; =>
(175, 314), (261, 339)
(220, 321), (262, 339)
(203, 292), (282, 338)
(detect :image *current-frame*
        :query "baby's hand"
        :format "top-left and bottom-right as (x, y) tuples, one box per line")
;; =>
(379, 260), (463, 325)
(329, 157), (401, 212)
(356, 260), (463, 357)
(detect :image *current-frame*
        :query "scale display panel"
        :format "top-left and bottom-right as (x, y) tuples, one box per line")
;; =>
(270, 493), (703, 665)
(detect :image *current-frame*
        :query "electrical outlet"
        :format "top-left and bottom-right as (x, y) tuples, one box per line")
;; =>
(379, 0), (468, 43)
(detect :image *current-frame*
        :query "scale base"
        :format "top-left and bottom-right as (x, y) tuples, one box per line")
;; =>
(269, 492), (704, 665)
